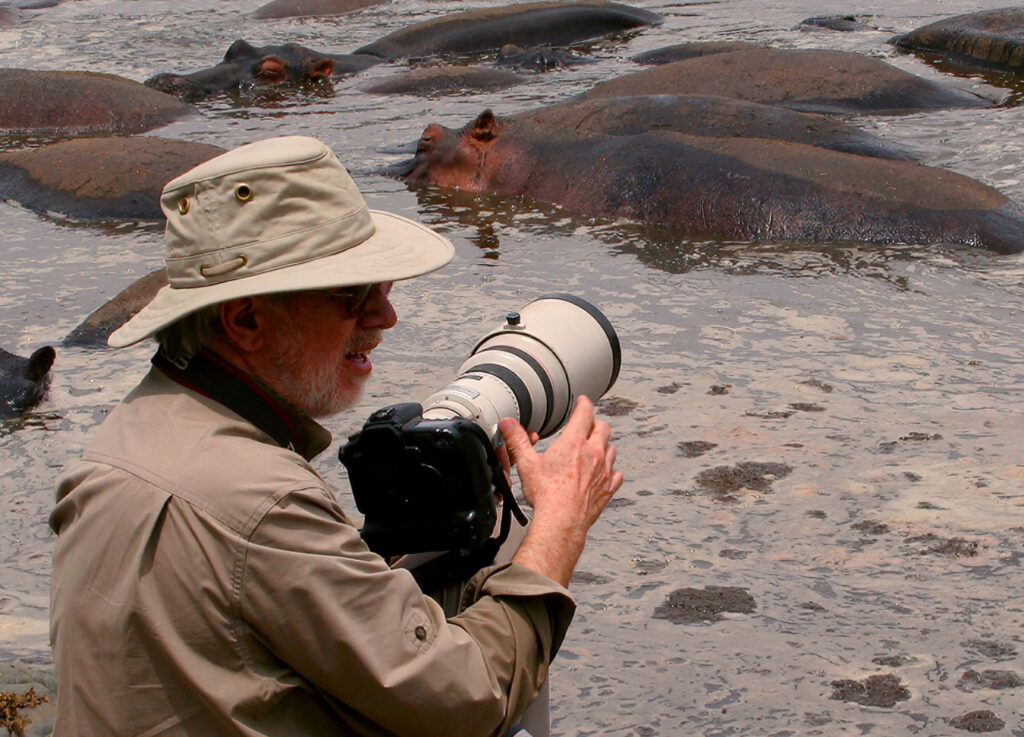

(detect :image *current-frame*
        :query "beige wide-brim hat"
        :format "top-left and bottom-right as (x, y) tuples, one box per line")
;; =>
(109, 135), (454, 348)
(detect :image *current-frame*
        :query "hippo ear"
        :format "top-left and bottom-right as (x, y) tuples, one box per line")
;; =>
(470, 110), (500, 142)
(224, 39), (257, 63)
(26, 346), (55, 383)
(306, 58), (334, 80)
(255, 57), (288, 84)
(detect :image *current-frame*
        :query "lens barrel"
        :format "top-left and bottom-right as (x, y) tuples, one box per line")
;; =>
(420, 294), (621, 440)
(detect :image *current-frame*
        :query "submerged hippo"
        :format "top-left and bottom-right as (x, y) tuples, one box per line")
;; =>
(799, 16), (876, 32)
(891, 7), (1024, 75)
(251, 0), (385, 19)
(495, 44), (595, 71)
(0, 68), (192, 136)
(400, 110), (1024, 253)
(0, 345), (55, 417)
(508, 95), (913, 160)
(145, 39), (381, 101)
(64, 269), (167, 348)
(362, 66), (527, 95)
(631, 41), (763, 66)
(0, 136), (224, 220)
(583, 48), (991, 114)
(355, 0), (662, 60)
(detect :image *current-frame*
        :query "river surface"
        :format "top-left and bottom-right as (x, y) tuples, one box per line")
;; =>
(2, 0), (1024, 734)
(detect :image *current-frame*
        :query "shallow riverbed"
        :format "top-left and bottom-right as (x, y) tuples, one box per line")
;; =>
(2, 0), (1024, 734)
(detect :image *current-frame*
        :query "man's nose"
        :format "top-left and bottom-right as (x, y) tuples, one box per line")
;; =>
(358, 283), (398, 329)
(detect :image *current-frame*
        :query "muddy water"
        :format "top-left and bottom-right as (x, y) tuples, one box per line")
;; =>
(3, 0), (1024, 734)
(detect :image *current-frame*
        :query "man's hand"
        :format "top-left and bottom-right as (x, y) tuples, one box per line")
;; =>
(501, 396), (623, 586)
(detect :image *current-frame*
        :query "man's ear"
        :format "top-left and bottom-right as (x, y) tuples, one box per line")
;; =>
(218, 297), (265, 352)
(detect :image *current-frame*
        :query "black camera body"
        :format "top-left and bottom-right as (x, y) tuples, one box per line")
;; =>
(339, 403), (509, 558)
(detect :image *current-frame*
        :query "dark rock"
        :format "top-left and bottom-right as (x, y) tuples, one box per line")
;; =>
(949, 710), (1005, 732)
(694, 461), (792, 501)
(653, 585), (756, 623)
(596, 396), (638, 416)
(677, 440), (716, 458)
(852, 520), (890, 535)
(829, 673), (910, 707)
(957, 668), (1024, 691)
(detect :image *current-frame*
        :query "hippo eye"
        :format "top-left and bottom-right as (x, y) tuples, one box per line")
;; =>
(235, 183), (254, 202)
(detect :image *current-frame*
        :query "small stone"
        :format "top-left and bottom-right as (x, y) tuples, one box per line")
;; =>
(949, 710), (1004, 732)
(829, 674), (910, 707)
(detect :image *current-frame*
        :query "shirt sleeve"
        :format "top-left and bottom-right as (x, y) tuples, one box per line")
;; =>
(239, 484), (576, 737)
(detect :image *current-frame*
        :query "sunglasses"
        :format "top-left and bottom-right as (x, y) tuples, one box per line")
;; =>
(311, 282), (393, 316)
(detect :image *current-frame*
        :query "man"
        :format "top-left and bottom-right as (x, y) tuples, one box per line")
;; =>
(49, 136), (623, 736)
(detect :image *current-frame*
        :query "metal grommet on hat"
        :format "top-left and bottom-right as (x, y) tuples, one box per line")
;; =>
(107, 135), (455, 349)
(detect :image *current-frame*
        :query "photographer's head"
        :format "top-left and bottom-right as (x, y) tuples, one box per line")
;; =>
(110, 135), (453, 416)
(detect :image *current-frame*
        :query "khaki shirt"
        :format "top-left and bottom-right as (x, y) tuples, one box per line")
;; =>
(50, 366), (574, 736)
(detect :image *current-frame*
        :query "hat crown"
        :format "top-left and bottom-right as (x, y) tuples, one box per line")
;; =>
(160, 136), (375, 288)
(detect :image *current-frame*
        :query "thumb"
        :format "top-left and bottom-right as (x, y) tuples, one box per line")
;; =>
(499, 417), (536, 468)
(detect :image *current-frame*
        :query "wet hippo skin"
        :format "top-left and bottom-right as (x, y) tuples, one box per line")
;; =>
(251, 0), (385, 19)
(0, 345), (55, 417)
(0, 68), (192, 136)
(362, 66), (527, 95)
(145, 39), (381, 101)
(891, 7), (1024, 75)
(400, 110), (1024, 253)
(581, 48), (991, 114)
(507, 95), (914, 160)
(0, 137), (225, 220)
(63, 269), (168, 348)
(354, 0), (662, 60)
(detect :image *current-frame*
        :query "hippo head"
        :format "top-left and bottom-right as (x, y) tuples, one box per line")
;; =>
(400, 110), (502, 190)
(0, 345), (55, 417)
(145, 39), (335, 101)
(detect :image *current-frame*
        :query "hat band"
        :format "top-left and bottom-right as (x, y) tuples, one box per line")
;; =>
(165, 206), (375, 288)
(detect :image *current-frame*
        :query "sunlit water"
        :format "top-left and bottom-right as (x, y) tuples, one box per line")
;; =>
(2, 0), (1024, 734)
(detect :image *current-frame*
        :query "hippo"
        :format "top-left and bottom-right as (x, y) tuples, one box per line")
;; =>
(0, 136), (225, 220)
(251, 0), (385, 19)
(0, 68), (192, 136)
(494, 44), (595, 71)
(354, 0), (662, 61)
(145, 39), (382, 101)
(631, 41), (763, 66)
(399, 110), (1024, 253)
(891, 8), (1024, 76)
(0, 345), (55, 418)
(0, 4), (28, 26)
(799, 16), (876, 32)
(582, 48), (991, 114)
(64, 269), (167, 348)
(362, 66), (527, 95)
(507, 95), (913, 160)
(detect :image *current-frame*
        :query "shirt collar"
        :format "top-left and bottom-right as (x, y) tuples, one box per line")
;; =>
(153, 349), (332, 461)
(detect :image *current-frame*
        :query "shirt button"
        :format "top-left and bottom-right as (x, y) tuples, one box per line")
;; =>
(414, 625), (427, 640)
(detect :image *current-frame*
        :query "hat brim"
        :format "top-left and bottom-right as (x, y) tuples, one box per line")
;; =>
(108, 211), (454, 348)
